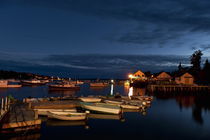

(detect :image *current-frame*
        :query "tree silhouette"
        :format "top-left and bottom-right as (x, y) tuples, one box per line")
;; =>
(190, 50), (203, 81)
(178, 62), (182, 71)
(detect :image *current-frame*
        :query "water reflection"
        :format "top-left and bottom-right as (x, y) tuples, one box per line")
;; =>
(1, 133), (41, 140)
(48, 90), (76, 96)
(128, 87), (133, 98)
(110, 84), (114, 96)
(46, 120), (88, 127)
(156, 94), (210, 125)
(127, 86), (146, 97)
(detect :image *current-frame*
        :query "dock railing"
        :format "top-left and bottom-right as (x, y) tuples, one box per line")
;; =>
(0, 97), (10, 121)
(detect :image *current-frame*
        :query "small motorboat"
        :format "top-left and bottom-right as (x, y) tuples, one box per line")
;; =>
(34, 109), (77, 116)
(48, 83), (80, 90)
(49, 111), (86, 116)
(80, 102), (122, 114)
(120, 104), (140, 110)
(47, 111), (87, 121)
(79, 97), (102, 103)
(104, 100), (123, 105)
(21, 79), (46, 86)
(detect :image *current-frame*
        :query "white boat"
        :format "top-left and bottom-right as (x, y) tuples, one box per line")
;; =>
(48, 83), (80, 90)
(104, 100), (123, 105)
(21, 79), (45, 86)
(47, 111), (87, 121)
(34, 109), (77, 116)
(80, 102), (121, 114)
(79, 97), (102, 103)
(120, 104), (140, 110)
(49, 111), (87, 116)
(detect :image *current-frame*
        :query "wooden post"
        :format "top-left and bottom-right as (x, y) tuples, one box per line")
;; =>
(5, 97), (8, 111)
(28, 102), (32, 109)
(7, 98), (10, 110)
(1, 98), (4, 111)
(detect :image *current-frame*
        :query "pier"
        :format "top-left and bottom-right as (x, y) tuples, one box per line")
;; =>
(148, 85), (210, 93)
(0, 102), (41, 133)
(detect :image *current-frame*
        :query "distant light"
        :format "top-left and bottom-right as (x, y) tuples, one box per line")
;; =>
(111, 79), (114, 83)
(128, 74), (134, 79)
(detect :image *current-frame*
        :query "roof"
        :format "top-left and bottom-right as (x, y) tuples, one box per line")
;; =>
(176, 72), (193, 78)
(156, 72), (172, 79)
(133, 70), (145, 77)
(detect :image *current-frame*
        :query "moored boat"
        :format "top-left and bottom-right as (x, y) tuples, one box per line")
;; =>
(48, 83), (80, 91)
(34, 109), (77, 116)
(104, 100), (123, 105)
(79, 97), (102, 103)
(80, 102), (121, 114)
(47, 111), (87, 121)
(120, 104), (140, 110)
(21, 79), (45, 86)
(0, 80), (22, 88)
(49, 111), (86, 116)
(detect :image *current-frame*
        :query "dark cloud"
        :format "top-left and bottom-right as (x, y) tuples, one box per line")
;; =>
(2, 0), (210, 49)
(0, 53), (194, 78)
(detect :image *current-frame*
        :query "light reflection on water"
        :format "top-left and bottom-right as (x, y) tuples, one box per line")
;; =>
(0, 84), (210, 140)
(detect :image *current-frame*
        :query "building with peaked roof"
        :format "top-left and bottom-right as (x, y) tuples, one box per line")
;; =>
(175, 72), (194, 85)
(129, 70), (147, 80)
(133, 70), (145, 78)
(156, 72), (172, 81)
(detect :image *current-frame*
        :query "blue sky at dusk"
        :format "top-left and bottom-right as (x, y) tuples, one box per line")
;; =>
(1, 0), (210, 78)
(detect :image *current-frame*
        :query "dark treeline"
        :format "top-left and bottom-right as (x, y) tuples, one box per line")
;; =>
(172, 50), (210, 84)
(0, 70), (49, 80)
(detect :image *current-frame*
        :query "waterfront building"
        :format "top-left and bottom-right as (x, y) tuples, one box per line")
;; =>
(156, 72), (172, 81)
(175, 72), (194, 85)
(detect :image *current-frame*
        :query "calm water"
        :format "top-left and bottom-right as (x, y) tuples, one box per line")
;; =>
(0, 84), (210, 140)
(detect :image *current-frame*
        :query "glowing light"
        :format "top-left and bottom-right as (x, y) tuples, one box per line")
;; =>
(128, 74), (134, 79)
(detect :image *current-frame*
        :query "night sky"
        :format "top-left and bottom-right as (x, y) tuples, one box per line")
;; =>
(1, 0), (210, 78)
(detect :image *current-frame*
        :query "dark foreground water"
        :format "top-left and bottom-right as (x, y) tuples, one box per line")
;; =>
(0, 84), (210, 140)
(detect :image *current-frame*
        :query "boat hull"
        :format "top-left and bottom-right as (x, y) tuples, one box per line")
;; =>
(48, 85), (80, 91)
(81, 102), (121, 114)
(34, 109), (77, 116)
(80, 97), (102, 103)
(47, 112), (86, 121)
(0, 85), (22, 88)
(21, 82), (45, 86)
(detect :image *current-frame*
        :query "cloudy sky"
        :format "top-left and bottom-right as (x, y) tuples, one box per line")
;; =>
(1, 0), (210, 78)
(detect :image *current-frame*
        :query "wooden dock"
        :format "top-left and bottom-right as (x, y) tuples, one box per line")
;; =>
(0, 103), (41, 133)
(148, 85), (210, 93)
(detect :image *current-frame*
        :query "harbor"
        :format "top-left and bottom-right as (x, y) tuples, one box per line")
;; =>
(0, 81), (209, 139)
(2, 1), (210, 139)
